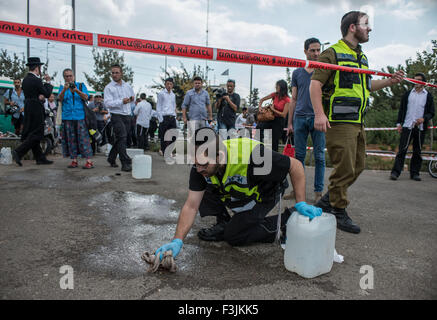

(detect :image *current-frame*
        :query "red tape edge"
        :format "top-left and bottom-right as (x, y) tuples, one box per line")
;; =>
(1, 20), (436, 88)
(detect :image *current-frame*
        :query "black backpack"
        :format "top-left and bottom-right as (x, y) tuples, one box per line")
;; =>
(79, 83), (97, 130)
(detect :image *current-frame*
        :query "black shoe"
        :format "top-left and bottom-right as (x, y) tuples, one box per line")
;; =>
(198, 220), (228, 241)
(332, 208), (361, 234)
(36, 159), (53, 165)
(107, 159), (118, 168)
(315, 192), (333, 213)
(121, 164), (132, 172)
(411, 174), (421, 181)
(390, 173), (398, 180)
(12, 150), (22, 166)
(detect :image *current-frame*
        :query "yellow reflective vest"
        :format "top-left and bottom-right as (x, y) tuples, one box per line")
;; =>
(207, 138), (263, 209)
(327, 40), (371, 124)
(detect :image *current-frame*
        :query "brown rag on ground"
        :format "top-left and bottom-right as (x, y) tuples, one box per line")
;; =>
(141, 250), (177, 273)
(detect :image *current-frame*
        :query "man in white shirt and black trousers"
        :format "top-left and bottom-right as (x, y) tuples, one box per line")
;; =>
(134, 93), (153, 151)
(157, 77), (177, 157)
(104, 64), (136, 172)
(390, 72), (435, 181)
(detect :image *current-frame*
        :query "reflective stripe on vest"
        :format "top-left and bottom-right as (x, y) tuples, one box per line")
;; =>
(208, 138), (263, 208)
(328, 40), (371, 124)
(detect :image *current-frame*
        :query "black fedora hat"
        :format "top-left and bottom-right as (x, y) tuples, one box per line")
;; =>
(26, 57), (45, 66)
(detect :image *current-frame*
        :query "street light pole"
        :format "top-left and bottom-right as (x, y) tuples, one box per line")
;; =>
(26, 0), (30, 59)
(71, 0), (76, 75)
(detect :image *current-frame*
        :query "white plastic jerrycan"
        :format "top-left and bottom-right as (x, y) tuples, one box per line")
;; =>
(126, 148), (144, 158)
(284, 211), (336, 278)
(132, 154), (152, 179)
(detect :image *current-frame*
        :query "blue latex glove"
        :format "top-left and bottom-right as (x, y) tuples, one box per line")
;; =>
(295, 201), (322, 220)
(155, 239), (183, 261)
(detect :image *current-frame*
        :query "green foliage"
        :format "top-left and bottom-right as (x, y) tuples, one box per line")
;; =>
(247, 88), (259, 108)
(367, 40), (436, 146)
(152, 62), (213, 111)
(0, 49), (27, 79)
(84, 48), (134, 92)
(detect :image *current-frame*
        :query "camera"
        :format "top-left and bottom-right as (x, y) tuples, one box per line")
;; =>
(214, 88), (228, 99)
(69, 82), (76, 89)
(7, 105), (19, 115)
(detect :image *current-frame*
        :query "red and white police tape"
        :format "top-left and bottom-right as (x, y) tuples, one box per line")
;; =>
(1, 20), (437, 88)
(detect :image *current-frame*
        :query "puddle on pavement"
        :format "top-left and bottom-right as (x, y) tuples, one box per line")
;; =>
(83, 191), (182, 276)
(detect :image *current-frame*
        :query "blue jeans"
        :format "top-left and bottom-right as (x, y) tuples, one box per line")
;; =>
(293, 116), (326, 193)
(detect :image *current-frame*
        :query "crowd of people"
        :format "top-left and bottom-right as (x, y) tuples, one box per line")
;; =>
(4, 11), (435, 261)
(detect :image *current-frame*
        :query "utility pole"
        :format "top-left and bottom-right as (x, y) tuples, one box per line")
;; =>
(205, 0), (209, 84)
(26, 0), (30, 59)
(249, 64), (253, 106)
(165, 56), (167, 78)
(71, 0), (76, 75)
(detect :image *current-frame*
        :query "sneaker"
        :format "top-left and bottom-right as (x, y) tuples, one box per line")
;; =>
(332, 208), (361, 234)
(411, 174), (421, 181)
(82, 161), (94, 169)
(67, 160), (78, 168)
(314, 192), (333, 213)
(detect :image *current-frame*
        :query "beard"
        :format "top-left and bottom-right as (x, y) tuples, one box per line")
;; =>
(355, 29), (369, 43)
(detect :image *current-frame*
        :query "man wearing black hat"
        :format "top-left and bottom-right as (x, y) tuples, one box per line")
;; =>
(12, 57), (53, 166)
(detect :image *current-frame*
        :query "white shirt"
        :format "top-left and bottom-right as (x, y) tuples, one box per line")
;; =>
(157, 88), (176, 121)
(134, 100), (153, 128)
(103, 80), (135, 116)
(404, 88), (427, 130)
(235, 113), (247, 129)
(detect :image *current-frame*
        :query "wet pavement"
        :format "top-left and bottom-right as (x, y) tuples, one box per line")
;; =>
(0, 152), (436, 300)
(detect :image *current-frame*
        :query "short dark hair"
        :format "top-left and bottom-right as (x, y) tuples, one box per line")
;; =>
(340, 11), (367, 37)
(140, 93), (147, 99)
(414, 72), (426, 82)
(62, 68), (73, 76)
(165, 77), (174, 83)
(242, 107), (247, 111)
(227, 79), (235, 84)
(193, 76), (202, 82)
(304, 38), (321, 50)
(111, 64), (123, 72)
(13, 77), (21, 82)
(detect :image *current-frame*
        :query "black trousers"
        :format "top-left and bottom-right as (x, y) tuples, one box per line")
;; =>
(391, 127), (426, 177)
(159, 115), (177, 154)
(257, 116), (285, 152)
(15, 122), (44, 161)
(199, 188), (289, 246)
(136, 124), (149, 150)
(108, 114), (132, 165)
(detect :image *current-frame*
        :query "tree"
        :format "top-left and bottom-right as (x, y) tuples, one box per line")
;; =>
(152, 62), (213, 111)
(0, 49), (27, 79)
(367, 40), (437, 146)
(84, 48), (134, 92)
(247, 88), (259, 109)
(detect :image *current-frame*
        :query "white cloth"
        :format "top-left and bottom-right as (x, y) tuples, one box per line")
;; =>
(157, 89), (176, 121)
(134, 100), (153, 128)
(235, 113), (247, 129)
(103, 80), (135, 116)
(404, 88), (427, 130)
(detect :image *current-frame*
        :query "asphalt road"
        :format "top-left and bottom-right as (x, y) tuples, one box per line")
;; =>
(0, 151), (436, 300)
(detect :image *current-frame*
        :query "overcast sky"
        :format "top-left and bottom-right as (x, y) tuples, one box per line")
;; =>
(0, 0), (436, 100)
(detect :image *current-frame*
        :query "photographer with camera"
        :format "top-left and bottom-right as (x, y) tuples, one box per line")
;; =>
(58, 68), (94, 169)
(215, 79), (240, 140)
(3, 78), (25, 135)
(87, 94), (108, 152)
